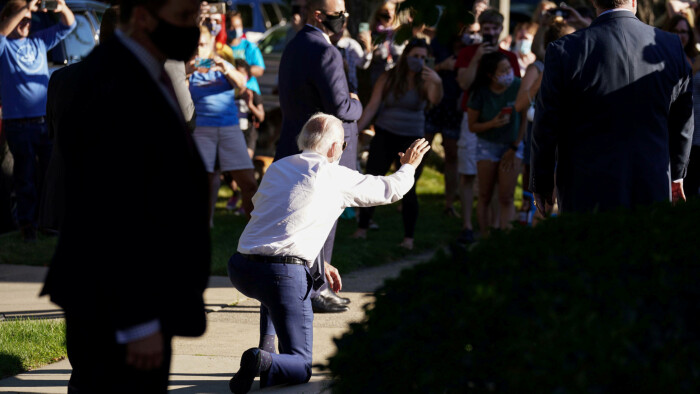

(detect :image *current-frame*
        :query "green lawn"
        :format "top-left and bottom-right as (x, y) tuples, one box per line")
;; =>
(210, 165), (462, 275)
(0, 163), (525, 272)
(0, 318), (66, 379)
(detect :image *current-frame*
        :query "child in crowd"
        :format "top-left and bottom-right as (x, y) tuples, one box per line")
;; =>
(226, 59), (265, 212)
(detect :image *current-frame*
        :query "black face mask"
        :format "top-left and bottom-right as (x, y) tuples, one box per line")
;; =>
(379, 12), (391, 21)
(322, 13), (345, 35)
(149, 15), (200, 61)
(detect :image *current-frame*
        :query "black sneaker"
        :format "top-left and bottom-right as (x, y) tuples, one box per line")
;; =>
(229, 348), (261, 394)
(457, 228), (474, 244)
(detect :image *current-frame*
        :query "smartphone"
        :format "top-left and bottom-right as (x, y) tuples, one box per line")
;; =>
(500, 107), (513, 122)
(547, 8), (570, 18)
(425, 56), (435, 69)
(359, 22), (370, 33)
(41, 0), (58, 11)
(482, 33), (495, 46)
(194, 57), (213, 69)
(208, 2), (226, 14)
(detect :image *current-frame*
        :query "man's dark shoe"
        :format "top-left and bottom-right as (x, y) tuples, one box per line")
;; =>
(229, 348), (261, 394)
(457, 228), (474, 244)
(20, 225), (37, 243)
(320, 288), (350, 305)
(311, 294), (349, 313)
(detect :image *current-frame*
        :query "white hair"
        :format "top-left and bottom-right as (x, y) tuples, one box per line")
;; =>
(296, 113), (344, 154)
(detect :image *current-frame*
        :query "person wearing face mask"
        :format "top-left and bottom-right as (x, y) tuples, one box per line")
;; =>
(274, 0), (363, 314)
(352, 38), (443, 250)
(454, 9), (521, 243)
(467, 52), (527, 236)
(512, 22), (537, 76)
(41, 0), (210, 392)
(187, 26), (257, 221)
(228, 114), (429, 393)
(368, 0), (405, 85)
(225, 10), (264, 95)
(0, 0), (75, 241)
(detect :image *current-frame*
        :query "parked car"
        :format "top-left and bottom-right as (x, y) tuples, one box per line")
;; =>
(29, 0), (109, 71)
(224, 0), (290, 43)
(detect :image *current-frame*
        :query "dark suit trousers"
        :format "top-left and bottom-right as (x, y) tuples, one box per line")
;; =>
(228, 253), (314, 387)
(358, 128), (424, 238)
(65, 313), (172, 394)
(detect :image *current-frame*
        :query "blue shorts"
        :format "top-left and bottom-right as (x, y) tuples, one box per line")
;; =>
(476, 138), (524, 162)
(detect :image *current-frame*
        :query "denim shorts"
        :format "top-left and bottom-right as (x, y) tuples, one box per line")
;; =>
(476, 138), (524, 162)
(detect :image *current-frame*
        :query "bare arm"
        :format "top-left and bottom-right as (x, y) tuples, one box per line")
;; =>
(358, 72), (387, 130)
(421, 66), (443, 105)
(515, 65), (542, 112)
(457, 43), (495, 90)
(248, 96), (265, 122)
(0, 0), (37, 37)
(249, 65), (264, 78)
(56, 0), (75, 27)
(213, 57), (246, 89)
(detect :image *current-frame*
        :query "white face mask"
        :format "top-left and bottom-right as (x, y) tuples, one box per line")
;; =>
(514, 39), (532, 55)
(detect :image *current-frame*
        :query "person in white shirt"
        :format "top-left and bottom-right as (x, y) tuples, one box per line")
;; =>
(227, 113), (429, 393)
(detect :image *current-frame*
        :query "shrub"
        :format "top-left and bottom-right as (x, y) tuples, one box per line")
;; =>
(327, 199), (700, 393)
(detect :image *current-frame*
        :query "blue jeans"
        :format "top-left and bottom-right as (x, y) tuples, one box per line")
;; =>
(227, 253), (314, 387)
(3, 120), (52, 226)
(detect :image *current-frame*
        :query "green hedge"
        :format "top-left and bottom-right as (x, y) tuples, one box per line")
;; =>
(327, 199), (700, 393)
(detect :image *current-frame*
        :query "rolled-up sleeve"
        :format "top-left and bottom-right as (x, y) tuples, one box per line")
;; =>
(336, 164), (416, 208)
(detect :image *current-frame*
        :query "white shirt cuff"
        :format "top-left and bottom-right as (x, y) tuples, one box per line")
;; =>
(115, 319), (161, 344)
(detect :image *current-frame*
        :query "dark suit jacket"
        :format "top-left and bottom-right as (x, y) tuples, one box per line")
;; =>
(274, 25), (362, 161)
(530, 11), (694, 212)
(41, 37), (211, 337)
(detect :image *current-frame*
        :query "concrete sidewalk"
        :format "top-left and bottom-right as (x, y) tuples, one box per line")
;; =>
(0, 252), (431, 393)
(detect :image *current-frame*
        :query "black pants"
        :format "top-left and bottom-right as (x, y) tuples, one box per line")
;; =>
(685, 145), (700, 199)
(358, 128), (424, 238)
(65, 313), (172, 394)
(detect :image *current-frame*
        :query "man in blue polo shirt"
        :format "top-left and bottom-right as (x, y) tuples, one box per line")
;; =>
(0, 0), (75, 241)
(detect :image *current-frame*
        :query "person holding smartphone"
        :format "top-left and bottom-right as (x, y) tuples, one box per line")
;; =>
(467, 52), (527, 236)
(454, 9), (520, 242)
(187, 26), (258, 222)
(352, 38), (443, 250)
(0, 0), (75, 241)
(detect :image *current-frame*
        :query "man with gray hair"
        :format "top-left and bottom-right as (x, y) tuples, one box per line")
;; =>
(226, 113), (429, 393)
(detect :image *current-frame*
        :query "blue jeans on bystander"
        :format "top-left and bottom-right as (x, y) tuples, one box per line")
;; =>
(3, 120), (52, 227)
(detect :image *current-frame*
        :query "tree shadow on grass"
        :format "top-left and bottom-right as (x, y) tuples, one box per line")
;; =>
(0, 353), (24, 380)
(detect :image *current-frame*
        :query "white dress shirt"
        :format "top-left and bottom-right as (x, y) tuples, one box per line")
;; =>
(238, 151), (416, 265)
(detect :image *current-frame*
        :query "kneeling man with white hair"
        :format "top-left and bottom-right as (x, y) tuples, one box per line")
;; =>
(227, 113), (430, 393)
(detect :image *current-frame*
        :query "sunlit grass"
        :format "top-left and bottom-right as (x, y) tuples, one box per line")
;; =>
(0, 318), (66, 378)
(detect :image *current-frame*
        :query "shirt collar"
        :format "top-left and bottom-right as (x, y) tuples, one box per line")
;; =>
(598, 8), (634, 17)
(306, 23), (331, 45)
(114, 29), (164, 82)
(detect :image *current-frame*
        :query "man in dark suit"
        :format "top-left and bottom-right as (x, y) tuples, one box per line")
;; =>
(41, 0), (209, 392)
(530, 0), (694, 213)
(274, 0), (362, 313)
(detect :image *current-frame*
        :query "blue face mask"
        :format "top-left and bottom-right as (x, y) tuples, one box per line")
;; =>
(227, 28), (244, 40)
(496, 69), (515, 87)
(407, 56), (424, 73)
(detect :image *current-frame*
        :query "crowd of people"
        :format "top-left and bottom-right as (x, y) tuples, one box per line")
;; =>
(0, 0), (696, 392)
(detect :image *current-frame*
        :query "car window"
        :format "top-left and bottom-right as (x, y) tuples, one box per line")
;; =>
(61, 14), (96, 62)
(262, 3), (279, 27)
(237, 4), (254, 29)
(259, 25), (289, 54)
